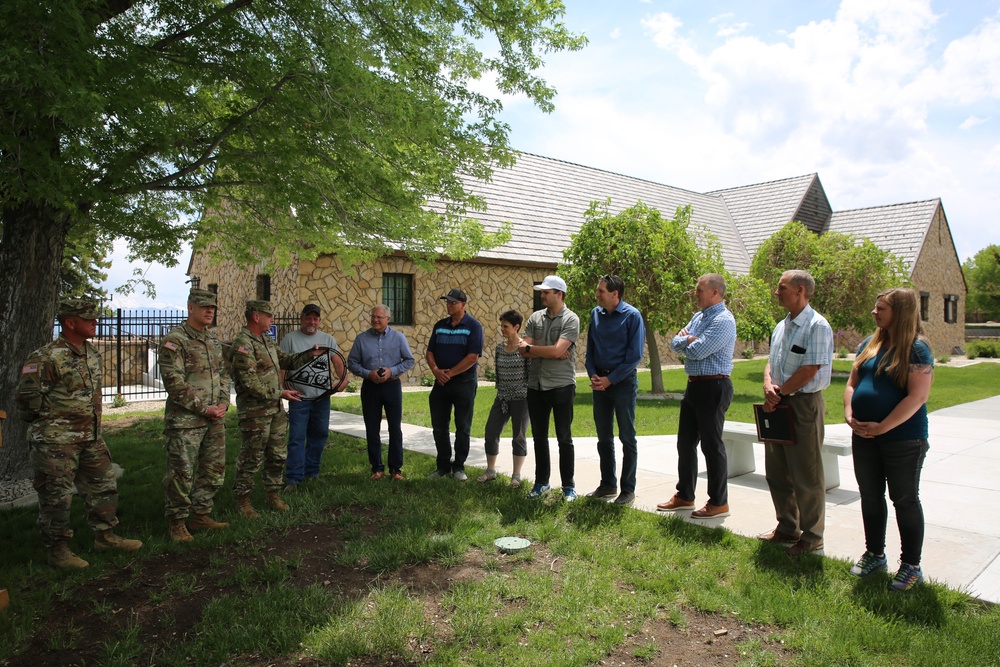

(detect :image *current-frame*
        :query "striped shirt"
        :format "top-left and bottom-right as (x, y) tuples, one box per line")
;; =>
(427, 313), (484, 373)
(671, 301), (737, 377)
(768, 304), (834, 393)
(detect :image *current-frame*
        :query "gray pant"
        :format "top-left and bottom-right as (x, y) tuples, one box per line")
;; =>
(483, 398), (528, 457)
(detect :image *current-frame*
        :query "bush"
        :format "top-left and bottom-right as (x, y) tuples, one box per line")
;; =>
(967, 340), (1000, 359)
(741, 347), (755, 359)
(483, 364), (497, 381)
(112, 393), (127, 408)
(345, 380), (360, 393)
(936, 354), (951, 365)
(836, 346), (849, 359)
(421, 373), (436, 387)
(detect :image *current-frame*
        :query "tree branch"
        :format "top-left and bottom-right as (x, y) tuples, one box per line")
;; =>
(148, 0), (257, 52)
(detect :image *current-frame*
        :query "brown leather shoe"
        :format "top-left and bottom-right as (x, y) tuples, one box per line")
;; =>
(757, 528), (801, 543)
(788, 539), (824, 556)
(656, 494), (695, 511)
(390, 471), (404, 481)
(691, 503), (730, 519)
(236, 495), (259, 519)
(189, 513), (229, 531)
(370, 471), (385, 481)
(266, 491), (289, 512)
(168, 519), (194, 543)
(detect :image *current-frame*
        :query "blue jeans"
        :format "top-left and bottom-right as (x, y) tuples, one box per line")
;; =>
(853, 436), (929, 566)
(593, 371), (638, 493)
(527, 384), (575, 488)
(429, 371), (478, 474)
(285, 397), (331, 485)
(361, 378), (404, 473)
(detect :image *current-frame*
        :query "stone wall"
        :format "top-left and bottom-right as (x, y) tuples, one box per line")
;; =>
(909, 206), (967, 355)
(188, 237), (299, 341)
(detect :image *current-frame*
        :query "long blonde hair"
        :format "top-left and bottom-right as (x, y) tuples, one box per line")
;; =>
(853, 288), (930, 387)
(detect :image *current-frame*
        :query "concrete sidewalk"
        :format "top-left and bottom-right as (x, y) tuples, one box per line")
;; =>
(329, 394), (1000, 604)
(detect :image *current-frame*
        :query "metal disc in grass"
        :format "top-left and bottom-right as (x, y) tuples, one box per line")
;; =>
(494, 536), (531, 554)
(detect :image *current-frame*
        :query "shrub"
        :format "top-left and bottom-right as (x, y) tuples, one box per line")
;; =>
(483, 364), (497, 381)
(421, 373), (436, 387)
(741, 347), (755, 359)
(836, 346), (849, 359)
(112, 393), (127, 408)
(936, 354), (951, 365)
(345, 380), (360, 393)
(968, 340), (1000, 358)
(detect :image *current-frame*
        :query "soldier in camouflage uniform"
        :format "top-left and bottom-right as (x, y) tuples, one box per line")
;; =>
(158, 288), (232, 542)
(230, 300), (322, 517)
(16, 299), (143, 569)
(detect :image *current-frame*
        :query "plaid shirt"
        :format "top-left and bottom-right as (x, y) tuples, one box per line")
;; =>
(670, 301), (736, 377)
(768, 304), (834, 393)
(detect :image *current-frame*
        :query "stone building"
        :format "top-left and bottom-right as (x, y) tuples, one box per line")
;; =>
(189, 152), (967, 378)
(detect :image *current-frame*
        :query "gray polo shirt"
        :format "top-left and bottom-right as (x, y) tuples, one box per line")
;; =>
(524, 305), (580, 391)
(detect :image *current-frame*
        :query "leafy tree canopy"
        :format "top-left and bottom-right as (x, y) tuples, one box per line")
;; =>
(0, 0), (585, 479)
(963, 245), (1000, 320)
(750, 221), (910, 333)
(559, 200), (724, 393)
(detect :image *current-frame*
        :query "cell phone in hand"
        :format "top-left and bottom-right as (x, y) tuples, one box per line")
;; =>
(377, 367), (386, 377)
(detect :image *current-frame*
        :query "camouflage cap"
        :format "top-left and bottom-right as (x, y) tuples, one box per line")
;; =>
(188, 288), (217, 307)
(245, 299), (274, 315)
(58, 298), (101, 320)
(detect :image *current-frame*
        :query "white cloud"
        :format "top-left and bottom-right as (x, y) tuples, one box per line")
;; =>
(610, 27), (621, 39)
(960, 116), (990, 130)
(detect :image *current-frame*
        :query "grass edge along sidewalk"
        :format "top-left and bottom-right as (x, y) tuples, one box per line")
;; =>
(0, 403), (998, 664)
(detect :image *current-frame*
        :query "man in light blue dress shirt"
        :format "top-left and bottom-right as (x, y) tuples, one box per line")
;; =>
(656, 274), (737, 519)
(761, 270), (834, 556)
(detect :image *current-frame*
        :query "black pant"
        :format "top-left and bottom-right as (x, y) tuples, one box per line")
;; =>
(527, 384), (575, 488)
(429, 371), (477, 473)
(361, 378), (403, 473)
(853, 436), (929, 565)
(675, 378), (733, 506)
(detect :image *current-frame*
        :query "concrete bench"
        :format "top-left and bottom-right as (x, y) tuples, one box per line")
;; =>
(722, 421), (852, 490)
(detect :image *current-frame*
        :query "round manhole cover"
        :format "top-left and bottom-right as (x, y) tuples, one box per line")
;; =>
(494, 536), (531, 554)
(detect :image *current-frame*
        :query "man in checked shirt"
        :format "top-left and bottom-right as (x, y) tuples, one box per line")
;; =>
(656, 274), (737, 519)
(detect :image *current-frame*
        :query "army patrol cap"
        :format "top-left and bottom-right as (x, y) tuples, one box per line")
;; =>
(58, 298), (101, 320)
(245, 299), (274, 315)
(188, 288), (218, 307)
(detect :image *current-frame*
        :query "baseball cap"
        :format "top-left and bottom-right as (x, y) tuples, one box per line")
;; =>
(301, 303), (321, 316)
(245, 299), (274, 315)
(440, 288), (468, 303)
(188, 289), (217, 307)
(534, 275), (568, 293)
(58, 299), (101, 320)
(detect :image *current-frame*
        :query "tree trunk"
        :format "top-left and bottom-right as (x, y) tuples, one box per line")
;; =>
(0, 202), (71, 481)
(643, 314), (665, 395)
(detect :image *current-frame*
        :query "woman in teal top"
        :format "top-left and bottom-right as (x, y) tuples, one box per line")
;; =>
(844, 288), (934, 591)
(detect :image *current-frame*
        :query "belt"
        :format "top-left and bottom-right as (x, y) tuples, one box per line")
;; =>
(688, 374), (729, 382)
(597, 368), (613, 377)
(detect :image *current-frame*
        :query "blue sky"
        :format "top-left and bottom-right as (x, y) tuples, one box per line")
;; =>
(103, 0), (1000, 308)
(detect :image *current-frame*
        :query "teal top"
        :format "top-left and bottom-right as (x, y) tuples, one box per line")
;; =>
(851, 336), (933, 441)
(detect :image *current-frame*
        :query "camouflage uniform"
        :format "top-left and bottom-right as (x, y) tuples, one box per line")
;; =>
(230, 302), (314, 497)
(16, 301), (119, 548)
(158, 289), (231, 521)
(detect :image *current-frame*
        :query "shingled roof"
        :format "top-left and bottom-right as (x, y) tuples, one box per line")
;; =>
(827, 199), (942, 274)
(707, 174), (832, 259)
(442, 151), (752, 273)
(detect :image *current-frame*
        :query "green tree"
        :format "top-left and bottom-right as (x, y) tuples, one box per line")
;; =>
(0, 0), (585, 480)
(723, 273), (775, 350)
(963, 245), (1000, 320)
(560, 200), (724, 394)
(750, 221), (910, 333)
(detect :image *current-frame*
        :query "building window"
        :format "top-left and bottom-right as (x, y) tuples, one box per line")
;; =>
(383, 273), (413, 325)
(944, 294), (958, 324)
(208, 284), (218, 294)
(256, 274), (271, 301)
(920, 292), (929, 322)
(533, 282), (543, 312)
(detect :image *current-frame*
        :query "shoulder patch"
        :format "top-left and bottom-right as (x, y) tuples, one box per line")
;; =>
(163, 341), (179, 351)
(236, 345), (251, 355)
(21, 364), (38, 374)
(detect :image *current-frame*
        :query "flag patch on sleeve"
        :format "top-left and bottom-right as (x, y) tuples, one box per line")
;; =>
(21, 364), (38, 374)
(163, 341), (179, 351)
(236, 345), (250, 355)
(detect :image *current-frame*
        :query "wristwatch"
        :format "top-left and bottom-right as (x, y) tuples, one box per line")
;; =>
(774, 387), (784, 398)
(525, 344), (532, 354)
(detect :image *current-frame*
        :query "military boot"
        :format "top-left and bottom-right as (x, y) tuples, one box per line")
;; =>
(236, 495), (259, 519)
(169, 519), (194, 543)
(189, 513), (229, 531)
(266, 491), (289, 512)
(47, 543), (89, 570)
(94, 530), (143, 552)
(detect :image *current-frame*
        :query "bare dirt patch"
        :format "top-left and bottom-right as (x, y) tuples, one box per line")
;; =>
(7, 514), (790, 667)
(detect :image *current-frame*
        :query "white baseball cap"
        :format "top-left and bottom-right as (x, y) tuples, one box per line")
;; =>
(534, 275), (567, 293)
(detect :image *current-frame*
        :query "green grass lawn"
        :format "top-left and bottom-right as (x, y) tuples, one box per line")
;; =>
(2, 362), (999, 665)
(331, 359), (1000, 438)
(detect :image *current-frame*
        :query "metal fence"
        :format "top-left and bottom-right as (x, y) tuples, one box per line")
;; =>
(54, 309), (305, 402)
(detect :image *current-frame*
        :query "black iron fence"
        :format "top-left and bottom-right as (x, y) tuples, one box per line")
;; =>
(54, 309), (305, 402)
